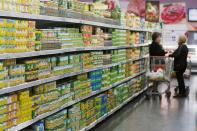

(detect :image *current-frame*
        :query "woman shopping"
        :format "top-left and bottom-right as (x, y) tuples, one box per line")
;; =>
(169, 35), (188, 98)
(149, 32), (166, 93)
(149, 32), (166, 56)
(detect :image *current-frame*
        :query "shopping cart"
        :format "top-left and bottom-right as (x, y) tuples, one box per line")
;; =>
(173, 57), (192, 95)
(147, 56), (173, 99)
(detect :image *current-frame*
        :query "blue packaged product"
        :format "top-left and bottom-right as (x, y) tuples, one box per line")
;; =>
(33, 121), (44, 131)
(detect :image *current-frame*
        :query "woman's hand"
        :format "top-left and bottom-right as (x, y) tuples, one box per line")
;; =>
(165, 49), (173, 54)
(165, 53), (170, 57)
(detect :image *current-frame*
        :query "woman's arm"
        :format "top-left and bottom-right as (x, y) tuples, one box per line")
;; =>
(169, 45), (188, 58)
(169, 50), (177, 57)
(157, 45), (166, 56)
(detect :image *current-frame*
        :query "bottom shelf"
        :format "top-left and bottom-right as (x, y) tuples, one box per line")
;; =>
(80, 86), (149, 131)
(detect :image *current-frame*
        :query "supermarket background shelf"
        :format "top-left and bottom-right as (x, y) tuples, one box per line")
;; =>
(8, 71), (146, 131)
(0, 43), (150, 60)
(0, 3), (154, 129)
(0, 56), (147, 95)
(80, 85), (149, 131)
(0, 11), (154, 32)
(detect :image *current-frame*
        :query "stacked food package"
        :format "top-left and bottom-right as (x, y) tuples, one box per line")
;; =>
(127, 48), (141, 60)
(102, 68), (111, 88)
(95, 94), (108, 118)
(17, 90), (32, 124)
(44, 109), (67, 130)
(114, 83), (129, 105)
(0, 94), (17, 130)
(80, 99), (96, 128)
(32, 82), (60, 117)
(53, 55), (70, 76)
(0, 19), (36, 53)
(39, 28), (84, 50)
(91, 51), (103, 67)
(0, 0), (40, 14)
(128, 31), (150, 45)
(58, 81), (73, 105)
(91, 28), (105, 46)
(130, 32), (140, 45)
(23, 59), (39, 82)
(0, 61), (8, 88)
(110, 65), (126, 84)
(81, 25), (93, 47)
(125, 13), (160, 30)
(107, 89), (116, 111)
(112, 49), (126, 63)
(40, 0), (59, 16)
(82, 53), (93, 69)
(73, 74), (91, 100)
(67, 104), (81, 131)
(89, 70), (103, 91)
(112, 30), (127, 46)
(38, 58), (52, 79)
(103, 51), (112, 65)
(141, 46), (149, 57)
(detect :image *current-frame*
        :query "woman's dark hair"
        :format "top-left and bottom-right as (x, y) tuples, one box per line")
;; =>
(152, 32), (161, 42)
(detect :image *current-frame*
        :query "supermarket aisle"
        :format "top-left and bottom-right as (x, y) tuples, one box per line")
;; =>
(92, 76), (197, 131)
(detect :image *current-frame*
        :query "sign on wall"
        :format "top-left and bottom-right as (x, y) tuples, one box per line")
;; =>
(160, 2), (186, 24)
(127, 0), (145, 17)
(162, 24), (188, 46)
(145, 1), (160, 22)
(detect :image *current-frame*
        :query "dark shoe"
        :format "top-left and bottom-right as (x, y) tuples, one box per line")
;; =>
(173, 94), (187, 98)
(152, 90), (159, 93)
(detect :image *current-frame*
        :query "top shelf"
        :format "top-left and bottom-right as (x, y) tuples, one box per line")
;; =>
(0, 10), (154, 32)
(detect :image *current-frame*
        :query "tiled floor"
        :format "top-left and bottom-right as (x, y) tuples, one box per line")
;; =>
(92, 76), (197, 131)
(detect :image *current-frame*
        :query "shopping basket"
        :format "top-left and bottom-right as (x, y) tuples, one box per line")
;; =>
(147, 56), (173, 98)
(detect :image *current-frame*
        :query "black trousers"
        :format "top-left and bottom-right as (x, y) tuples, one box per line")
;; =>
(176, 70), (186, 95)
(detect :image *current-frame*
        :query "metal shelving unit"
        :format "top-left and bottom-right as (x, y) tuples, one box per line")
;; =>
(0, 9), (153, 131)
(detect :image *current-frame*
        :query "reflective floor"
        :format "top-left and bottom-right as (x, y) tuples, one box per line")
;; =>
(92, 76), (197, 131)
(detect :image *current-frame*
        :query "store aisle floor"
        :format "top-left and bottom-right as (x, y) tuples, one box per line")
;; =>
(92, 76), (197, 131)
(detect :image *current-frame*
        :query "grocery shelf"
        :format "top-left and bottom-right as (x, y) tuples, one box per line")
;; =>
(81, 85), (149, 131)
(0, 6), (153, 131)
(8, 71), (146, 131)
(0, 11), (154, 32)
(0, 43), (150, 60)
(0, 56), (148, 95)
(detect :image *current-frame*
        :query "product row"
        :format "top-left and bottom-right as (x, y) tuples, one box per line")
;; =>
(0, 47), (148, 89)
(0, 19), (35, 53)
(0, 62), (146, 130)
(0, 0), (160, 30)
(0, 18), (152, 53)
(0, 0), (119, 20)
(37, 26), (150, 49)
(31, 75), (146, 131)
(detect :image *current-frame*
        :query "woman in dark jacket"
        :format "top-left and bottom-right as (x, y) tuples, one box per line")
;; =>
(169, 35), (188, 98)
(149, 32), (166, 70)
(149, 32), (165, 56)
(149, 32), (166, 92)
